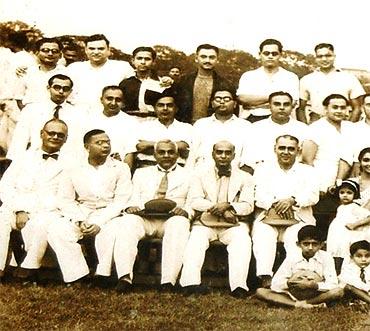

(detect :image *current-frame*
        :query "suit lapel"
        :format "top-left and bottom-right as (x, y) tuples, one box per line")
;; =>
(228, 170), (241, 202)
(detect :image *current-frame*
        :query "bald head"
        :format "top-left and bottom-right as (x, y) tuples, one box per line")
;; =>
(212, 140), (235, 169)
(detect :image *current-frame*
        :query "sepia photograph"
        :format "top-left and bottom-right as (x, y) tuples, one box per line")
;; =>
(0, 0), (370, 329)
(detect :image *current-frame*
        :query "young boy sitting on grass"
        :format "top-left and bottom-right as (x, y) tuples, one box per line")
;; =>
(339, 240), (370, 304)
(256, 225), (343, 308)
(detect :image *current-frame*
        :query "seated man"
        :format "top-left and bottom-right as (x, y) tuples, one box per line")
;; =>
(134, 89), (193, 169)
(0, 119), (68, 282)
(47, 129), (132, 285)
(252, 135), (319, 288)
(180, 141), (254, 298)
(113, 139), (191, 293)
(256, 225), (342, 308)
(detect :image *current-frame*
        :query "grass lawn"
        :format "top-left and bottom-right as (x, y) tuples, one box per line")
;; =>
(0, 282), (368, 331)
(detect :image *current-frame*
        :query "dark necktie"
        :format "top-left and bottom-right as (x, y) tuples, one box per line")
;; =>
(53, 105), (62, 119)
(42, 153), (59, 160)
(155, 170), (169, 199)
(361, 268), (366, 283)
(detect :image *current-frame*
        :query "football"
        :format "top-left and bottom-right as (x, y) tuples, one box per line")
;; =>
(287, 269), (323, 300)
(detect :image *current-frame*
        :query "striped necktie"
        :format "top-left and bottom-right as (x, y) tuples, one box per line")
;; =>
(361, 268), (366, 283)
(155, 170), (169, 199)
(53, 105), (62, 119)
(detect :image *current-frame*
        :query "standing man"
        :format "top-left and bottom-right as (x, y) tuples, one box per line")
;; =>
(0, 119), (68, 282)
(67, 34), (134, 110)
(119, 47), (171, 117)
(7, 74), (90, 163)
(180, 141), (254, 297)
(47, 130), (132, 284)
(240, 91), (312, 170)
(298, 43), (364, 123)
(16, 37), (66, 106)
(237, 39), (299, 123)
(176, 44), (234, 123)
(190, 88), (251, 168)
(134, 89), (193, 169)
(112, 140), (191, 293)
(252, 135), (319, 288)
(88, 85), (138, 169)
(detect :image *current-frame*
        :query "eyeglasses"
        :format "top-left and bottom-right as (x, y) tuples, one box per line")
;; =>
(213, 96), (233, 103)
(51, 85), (72, 92)
(44, 130), (66, 139)
(40, 48), (60, 54)
(261, 51), (280, 57)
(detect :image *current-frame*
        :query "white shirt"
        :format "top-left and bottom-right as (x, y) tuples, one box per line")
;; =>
(88, 110), (139, 157)
(58, 157), (132, 226)
(7, 99), (91, 162)
(310, 118), (352, 191)
(18, 63), (67, 105)
(254, 159), (319, 224)
(137, 119), (194, 165)
(240, 117), (311, 168)
(190, 114), (252, 167)
(237, 67), (299, 117)
(300, 69), (365, 116)
(271, 250), (339, 293)
(339, 260), (370, 292)
(67, 59), (134, 110)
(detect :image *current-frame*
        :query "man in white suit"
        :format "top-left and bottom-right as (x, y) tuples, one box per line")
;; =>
(114, 139), (191, 293)
(0, 119), (68, 282)
(47, 129), (132, 285)
(252, 134), (319, 288)
(180, 140), (255, 298)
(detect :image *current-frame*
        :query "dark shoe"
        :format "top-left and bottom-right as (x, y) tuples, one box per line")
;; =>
(115, 277), (133, 294)
(65, 275), (90, 288)
(14, 267), (38, 285)
(182, 284), (210, 296)
(93, 275), (114, 289)
(231, 287), (250, 299)
(259, 275), (272, 289)
(158, 282), (175, 293)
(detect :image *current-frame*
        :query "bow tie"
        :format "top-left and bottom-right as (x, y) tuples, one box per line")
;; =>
(218, 168), (231, 177)
(42, 153), (59, 160)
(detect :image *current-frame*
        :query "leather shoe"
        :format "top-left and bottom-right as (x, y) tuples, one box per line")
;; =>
(182, 284), (210, 296)
(231, 287), (250, 299)
(158, 282), (175, 293)
(115, 277), (133, 294)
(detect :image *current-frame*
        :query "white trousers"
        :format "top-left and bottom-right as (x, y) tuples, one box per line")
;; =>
(112, 214), (190, 284)
(180, 222), (252, 291)
(48, 216), (122, 283)
(0, 209), (58, 270)
(252, 221), (306, 276)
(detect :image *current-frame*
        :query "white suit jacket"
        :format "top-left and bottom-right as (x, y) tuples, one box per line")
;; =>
(128, 165), (191, 212)
(254, 159), (319, 224)
(57, 157), (132, 226)
(0, 149), (65, 214)
(188, 164), (254, 217)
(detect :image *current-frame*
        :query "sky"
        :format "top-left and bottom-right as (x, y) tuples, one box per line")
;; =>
(1, 0), (369, 70)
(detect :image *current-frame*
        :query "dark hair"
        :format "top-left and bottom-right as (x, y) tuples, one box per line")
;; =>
(8, 31), (28, 49)
(275, 134), (299, 145)
(350, 240), (370, 256)
(322, 94), (349, 107)
(101, 85), (123, 97)
(196, 44), (219, 55)
(358, 147), (370, 162)
(48, 74), (73, 88)
(42, 118), (68, 131)
(336, 179), (360, 200)
(132, 46), (156, 60)
(259, 39), (283, 53)
(85, 34), (110, 47)
(35, 38), (62, 51)
(211, 87), (237, 101)
(314, 43), (334, 53)
(268, 91), (293, 104)
(83, 129), (106, 144)
(297, 225), (323, 242)
(63, 42), (81, 53)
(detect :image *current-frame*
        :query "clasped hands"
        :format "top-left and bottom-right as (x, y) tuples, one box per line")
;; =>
(272, 198), (295, 219)
(207, 202), (238, 224)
